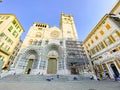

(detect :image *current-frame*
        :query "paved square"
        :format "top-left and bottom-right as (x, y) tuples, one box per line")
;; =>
(0, 80), (119, 90)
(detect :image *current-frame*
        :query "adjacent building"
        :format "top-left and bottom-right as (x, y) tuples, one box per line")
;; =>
(11, 13), (88, 75)
(83, 1), (120, 80)
(0, 14), (24, 71)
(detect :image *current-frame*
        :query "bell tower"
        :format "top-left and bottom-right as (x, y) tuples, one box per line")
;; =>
(60, 13), (78, 40)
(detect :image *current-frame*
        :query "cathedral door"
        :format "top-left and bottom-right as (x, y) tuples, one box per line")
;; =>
(47, 58), (57, 74)
(25, 59), (34, 74)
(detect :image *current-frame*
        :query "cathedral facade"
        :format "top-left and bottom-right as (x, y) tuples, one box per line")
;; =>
(11, 13), (87, 75)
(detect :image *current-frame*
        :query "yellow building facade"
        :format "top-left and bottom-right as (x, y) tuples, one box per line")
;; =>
(83, 1), (120, 80)
(0, 14), (24, 71)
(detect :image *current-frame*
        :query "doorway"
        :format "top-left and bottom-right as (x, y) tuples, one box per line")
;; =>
(71, 68), (79, 74)
(25, 59), (34, 74)
(47, 58), (57, 74)
(111, 64), (119, 77)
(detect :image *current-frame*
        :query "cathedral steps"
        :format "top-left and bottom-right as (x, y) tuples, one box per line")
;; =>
(0, 74), (89, 82)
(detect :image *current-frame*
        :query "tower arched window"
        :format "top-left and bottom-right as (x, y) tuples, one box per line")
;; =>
(29, 39), (33, 44)
(33, 39), (38, 45)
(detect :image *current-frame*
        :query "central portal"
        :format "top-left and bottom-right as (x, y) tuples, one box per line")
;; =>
(47, 58), (57, 74)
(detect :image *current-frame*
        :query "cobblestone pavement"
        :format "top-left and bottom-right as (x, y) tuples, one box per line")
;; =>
(0, 80), (119, 90)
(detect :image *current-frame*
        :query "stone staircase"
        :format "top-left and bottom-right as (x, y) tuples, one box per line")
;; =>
(0, 74), (89, 82)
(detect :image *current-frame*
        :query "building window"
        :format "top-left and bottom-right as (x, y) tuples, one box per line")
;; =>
(67, 31), (71, 33)
(29, 39), (33, 44)
(112, 32), (120, 41)
(88, 43), (90, 47)
(100, 30), (104, 35)
(1, 16), (5, 20)
(6, 16), (10, 19)
(102, 64), (107, 71)
(12, 20), (16, 25)
(0, 21), (3, 24)
(36, 32), (41, 37)
(95, 36), (98, 40)
(8, 39), (13, 45)
(4, 45), (10, 51)
(33, 40), (38, 45)
(116, 31), (120, 37)
(0, 56), (5, 61)
(38, 41), (42, 45)
(99, 42), (105, 49)
(104, 38), (112, 46)
(94, 46), (99, 53)
(110, 35), (115, 42)
(60, 41), (63, 45)
(15, 34), (18, 38)
(0, 43), (4, 47)
(45, 40), (48, 45)
(106, 24), (111, 30)
(17, 26), (21, 32)
(8, 26), (13, 32)
(91, 40), (94, 44)
(38, 28), (42, 30)
(97, 45), (101, 51)
(12, 30), (18, 37)
(0, 32), (5, 38)
(91, 48), (96, 55)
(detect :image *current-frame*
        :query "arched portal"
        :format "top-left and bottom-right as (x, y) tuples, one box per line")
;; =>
(110, 64), (119, 77)
(47, 50), (58, 74)
(25, 55), (36, 74)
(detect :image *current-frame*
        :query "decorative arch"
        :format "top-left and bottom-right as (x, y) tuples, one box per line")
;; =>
(43, 43), (64, 59)
(16, 47), (40, 74)
(42, 43), (64, 74)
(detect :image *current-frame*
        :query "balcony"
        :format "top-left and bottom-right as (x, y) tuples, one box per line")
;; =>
(91, 39), (120, 58)
(94, 50), (120, 64)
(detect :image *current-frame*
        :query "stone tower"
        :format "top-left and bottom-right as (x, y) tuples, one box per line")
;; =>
(60, 13), (78, 40)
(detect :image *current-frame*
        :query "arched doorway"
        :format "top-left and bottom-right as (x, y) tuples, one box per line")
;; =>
(47, 58), (57, 74)
(111, 64), (119, 77)
(47, 50), (58, 74)
(25, 55), (36, 74)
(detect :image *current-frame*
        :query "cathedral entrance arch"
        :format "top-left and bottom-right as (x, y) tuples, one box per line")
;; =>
(25, 55), (36, 74)
(47, 50), (58, 74)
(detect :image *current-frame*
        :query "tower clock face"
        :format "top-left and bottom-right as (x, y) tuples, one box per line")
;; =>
(50, 31), (60, 38)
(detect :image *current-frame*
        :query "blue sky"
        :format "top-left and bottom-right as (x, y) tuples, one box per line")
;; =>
(0, 0), (118, 41)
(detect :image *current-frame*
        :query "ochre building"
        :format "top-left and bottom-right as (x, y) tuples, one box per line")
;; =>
(83, 1), (120, 80)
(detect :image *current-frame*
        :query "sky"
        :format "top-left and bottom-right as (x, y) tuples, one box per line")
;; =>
(0, 0), (118, 41)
